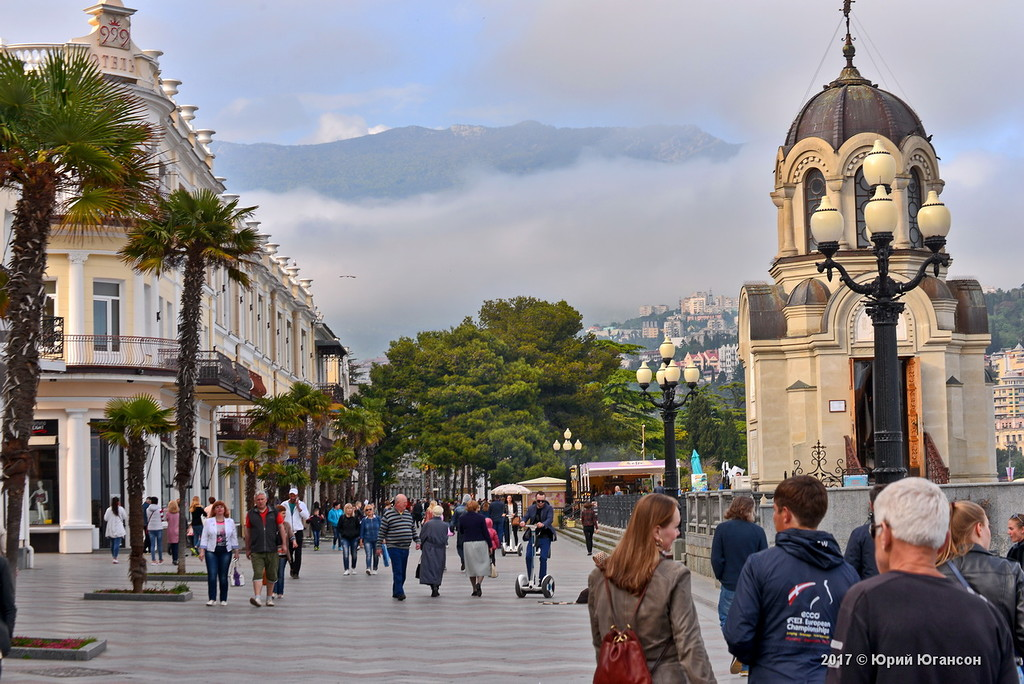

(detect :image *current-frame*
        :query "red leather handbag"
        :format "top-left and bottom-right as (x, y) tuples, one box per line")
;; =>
(593, 576), (652, 684)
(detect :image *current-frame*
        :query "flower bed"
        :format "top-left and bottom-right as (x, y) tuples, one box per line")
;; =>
(84, 583), (192, 602)
(10, 636), (106, 661)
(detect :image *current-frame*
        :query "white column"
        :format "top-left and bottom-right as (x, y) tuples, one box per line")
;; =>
(133, 272), (147, 336)
(61, 408), (93, 553)
(66, 252), (88, 366)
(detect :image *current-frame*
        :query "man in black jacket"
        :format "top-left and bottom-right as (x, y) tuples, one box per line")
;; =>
(724, 475), (859, 683)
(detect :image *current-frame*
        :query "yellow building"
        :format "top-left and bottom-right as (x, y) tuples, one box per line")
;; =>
(1, 0), (349, 556)
(738, 19), (994, 488)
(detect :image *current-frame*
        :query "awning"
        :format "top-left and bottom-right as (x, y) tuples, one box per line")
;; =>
(582, 460), (667, 477)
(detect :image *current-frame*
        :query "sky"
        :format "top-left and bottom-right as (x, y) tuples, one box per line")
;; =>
(4, 1), (1023, 360)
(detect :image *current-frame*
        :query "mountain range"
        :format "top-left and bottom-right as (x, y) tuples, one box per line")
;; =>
(211, 121), (740, 201)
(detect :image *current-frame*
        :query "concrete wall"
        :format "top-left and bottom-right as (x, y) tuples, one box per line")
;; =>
(684, 482), (1024, 580)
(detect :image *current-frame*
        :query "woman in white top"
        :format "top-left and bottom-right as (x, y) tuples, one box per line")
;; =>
(198, 501), (240, 605)
(103, 497), (127, 563)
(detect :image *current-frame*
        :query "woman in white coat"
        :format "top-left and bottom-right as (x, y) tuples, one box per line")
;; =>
(197, 500), (240, 605)
(103, 497), (127, 563)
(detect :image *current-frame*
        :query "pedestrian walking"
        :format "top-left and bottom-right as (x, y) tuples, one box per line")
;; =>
(360, 504), (381, 575)
(327, 502), (342, 550)
(308, 505), (325, 550)
(451, 494), (470, 572)
(724, 476), (858, 682)
(103, 496), (127, 563)
(338, 503), (361, 575)
(937, 501), (1024, 660)
(189, 496), (205, 556)
(146, 496), (164, 565)
(459, 499), (492, 597)
(165, 499), (181, 564)
(377, 494), (419, 600)
(504, 494), (519, 547)
(580, 501), (598, 555)
(419, 504), (448, 597)
(198, 500), (239, 605)
(489, 496), (506, 547)
(280, 487), (309, 579)
(271, 505), (296, 599)
(825, 478), (1016, 683)
(711, 495), (767, 635)
(843, 484), (885, 580)
(0, 554), (15, 679)
(587, 493), (716, 683)
(244, 491), (289, 607)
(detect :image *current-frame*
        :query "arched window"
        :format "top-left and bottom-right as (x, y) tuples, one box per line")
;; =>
(906, 167), (924, 248)
(803, 168), (827, 252)
(854, 167), (871, 248)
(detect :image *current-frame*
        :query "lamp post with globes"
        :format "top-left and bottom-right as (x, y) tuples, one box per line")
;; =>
(810, 139), (952, 484)
(553, 428), (582, 507)
(636, 339), (701, 498)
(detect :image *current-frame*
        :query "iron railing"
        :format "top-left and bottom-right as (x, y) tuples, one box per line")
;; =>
(63, 335), (178, 370)
(594, 493), (645, 528)
(40, 316), (64, 359)
(316, 382), (346, 403)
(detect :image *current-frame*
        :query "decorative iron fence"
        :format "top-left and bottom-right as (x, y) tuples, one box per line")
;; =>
(317, 382), (345, 403)
(63, 335), (178, 370)
(792, 440), (846, 488)
(594, 493), (645, 528)
(40, 316), (64, 359)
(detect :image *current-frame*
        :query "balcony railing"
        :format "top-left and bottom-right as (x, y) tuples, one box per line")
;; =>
(316, 383), (346, 403)
(162, 350), (256, 401)
(63, 335), (178, 370)
(40, 316), (64, 359)
(217, 412), (262, 440)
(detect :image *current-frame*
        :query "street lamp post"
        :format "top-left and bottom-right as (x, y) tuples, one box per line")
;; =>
(811, 139), (952, 484)
(553, 428), (582, 506)
(636, 339), (701, 497)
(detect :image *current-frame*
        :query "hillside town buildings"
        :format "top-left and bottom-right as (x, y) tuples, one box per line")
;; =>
(991, 344), (1024, 455)
(0, 0), (349, 557)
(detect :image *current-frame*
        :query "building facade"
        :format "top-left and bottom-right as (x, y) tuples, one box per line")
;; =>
(1, 0), (349, 555)
(738, 22), (994, 488)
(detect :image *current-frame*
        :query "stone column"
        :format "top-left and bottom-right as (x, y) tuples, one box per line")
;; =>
(66, 252), (88, 364)
(60, 408), (94, 553)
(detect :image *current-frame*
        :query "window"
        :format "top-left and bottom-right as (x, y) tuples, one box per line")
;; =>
(854, 167), (872, 248)
(93, 281), (121, 351)
(804, 168), (827, 252)
(43, 280), (57, 317)
(906, 168), (924, 248)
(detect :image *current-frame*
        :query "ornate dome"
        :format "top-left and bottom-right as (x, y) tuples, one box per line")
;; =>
(785, 39), (926, 150)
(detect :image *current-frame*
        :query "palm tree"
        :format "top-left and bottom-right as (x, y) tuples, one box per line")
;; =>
(319, 441), (358, 502)
(247, 393), (303, 500)
(334, 405), (385, 501)
(287, 382), (332, 497)
(120, 187), (260, 574)
(0, 48), (157, 565)
(96, 396), (176, 592)
(220, 439), (273, 513)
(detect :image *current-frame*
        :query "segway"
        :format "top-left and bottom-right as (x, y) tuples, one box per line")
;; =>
(501, 521), (523, 556)
(514, 524), (554, 598)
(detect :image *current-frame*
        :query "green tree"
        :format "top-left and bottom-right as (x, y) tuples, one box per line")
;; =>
(0, 48), (157, 565)
(286, 382), (333, 496)
(247, 393), (304, 500)
(121, 187), (260, 574)
(96, 396), (176, 592)
(221, 439), (274, 512)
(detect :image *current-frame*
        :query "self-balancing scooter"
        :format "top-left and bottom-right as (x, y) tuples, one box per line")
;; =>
(514, 524), (554, 598)
(501, 520), (523, 556)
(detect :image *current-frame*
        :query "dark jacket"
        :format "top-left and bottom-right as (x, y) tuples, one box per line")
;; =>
(458, 511), (490, 543)
(724, 527), (859, 683)
(245, 507), (282, 554)
(843, 522), (878, 580)
(1008, 540), (1024, 571)
(337, 514), (360, 540)
(711, 519), (768, 591)
(488, 500), (505, 525)
(940, 544), (1024, 658)
(523, 501), (555, 540)
(0, 556), (15, 656)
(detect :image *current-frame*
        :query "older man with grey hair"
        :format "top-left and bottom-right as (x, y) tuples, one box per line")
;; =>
(826, 477), (1016, 684)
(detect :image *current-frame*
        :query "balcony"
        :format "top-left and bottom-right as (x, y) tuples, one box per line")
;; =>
(316, 383), (346, 403)
(63, 334), (178, 372)
(217, 412), (260, 440)
(163, 351), (258, 404)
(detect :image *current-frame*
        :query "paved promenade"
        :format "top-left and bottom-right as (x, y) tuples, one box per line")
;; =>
(6, 534), (743, 683)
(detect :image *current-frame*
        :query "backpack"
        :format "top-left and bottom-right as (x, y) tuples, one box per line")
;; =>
(593, 575), (652, 684)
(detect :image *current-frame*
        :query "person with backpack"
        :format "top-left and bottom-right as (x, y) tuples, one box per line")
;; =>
(146, 496), (165, 565)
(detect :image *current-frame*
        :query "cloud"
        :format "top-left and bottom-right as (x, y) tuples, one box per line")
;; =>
(243, 144), (776, 359)
(302, 113), (390, 144)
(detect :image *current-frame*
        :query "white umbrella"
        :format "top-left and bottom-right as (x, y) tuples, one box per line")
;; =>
(491, 483), (531, 496)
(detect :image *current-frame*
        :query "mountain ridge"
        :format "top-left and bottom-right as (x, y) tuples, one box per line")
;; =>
(210, 121), (740, 201)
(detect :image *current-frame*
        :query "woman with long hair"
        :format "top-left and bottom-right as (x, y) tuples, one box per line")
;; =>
(937, 501), (1024, 660)
(103, 496), (127, 563)
(189, 496), (205, 555)
(504, 494), (519, 546)
(1008, 513), (1024, 570)
(198, 500), (239, 605)
(587, 493), (715, 683)
(711, 495), (767, 630)
(165, 499), (181, 564)
(338, 503), (361, 575)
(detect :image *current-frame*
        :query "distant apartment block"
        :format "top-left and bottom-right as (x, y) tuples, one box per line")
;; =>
(992, 344), (1024, 452)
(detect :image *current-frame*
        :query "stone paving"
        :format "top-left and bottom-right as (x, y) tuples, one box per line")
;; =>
(5, 533), (744, 683)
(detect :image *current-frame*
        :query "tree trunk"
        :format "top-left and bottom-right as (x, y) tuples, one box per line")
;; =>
(1, 178), (56, 573)
(127, 435), (148, 592)
(172, 256), (205, 575)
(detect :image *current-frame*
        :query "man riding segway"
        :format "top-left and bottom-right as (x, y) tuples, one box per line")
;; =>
(518, 492), (555, 596)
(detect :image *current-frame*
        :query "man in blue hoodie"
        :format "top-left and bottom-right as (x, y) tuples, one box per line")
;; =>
(725, 475), (859, 683)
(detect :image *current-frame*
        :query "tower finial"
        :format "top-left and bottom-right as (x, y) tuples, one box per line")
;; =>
(842, 0), (856, 68)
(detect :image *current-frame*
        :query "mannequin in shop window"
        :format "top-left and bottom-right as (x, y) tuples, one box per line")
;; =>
(32, 482), (49, 524)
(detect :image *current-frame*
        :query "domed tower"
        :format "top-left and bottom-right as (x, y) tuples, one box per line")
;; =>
(738, 7), (993, 488)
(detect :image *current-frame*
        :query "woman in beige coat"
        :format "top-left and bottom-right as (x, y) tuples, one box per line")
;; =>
(588, 493), (716, 683)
